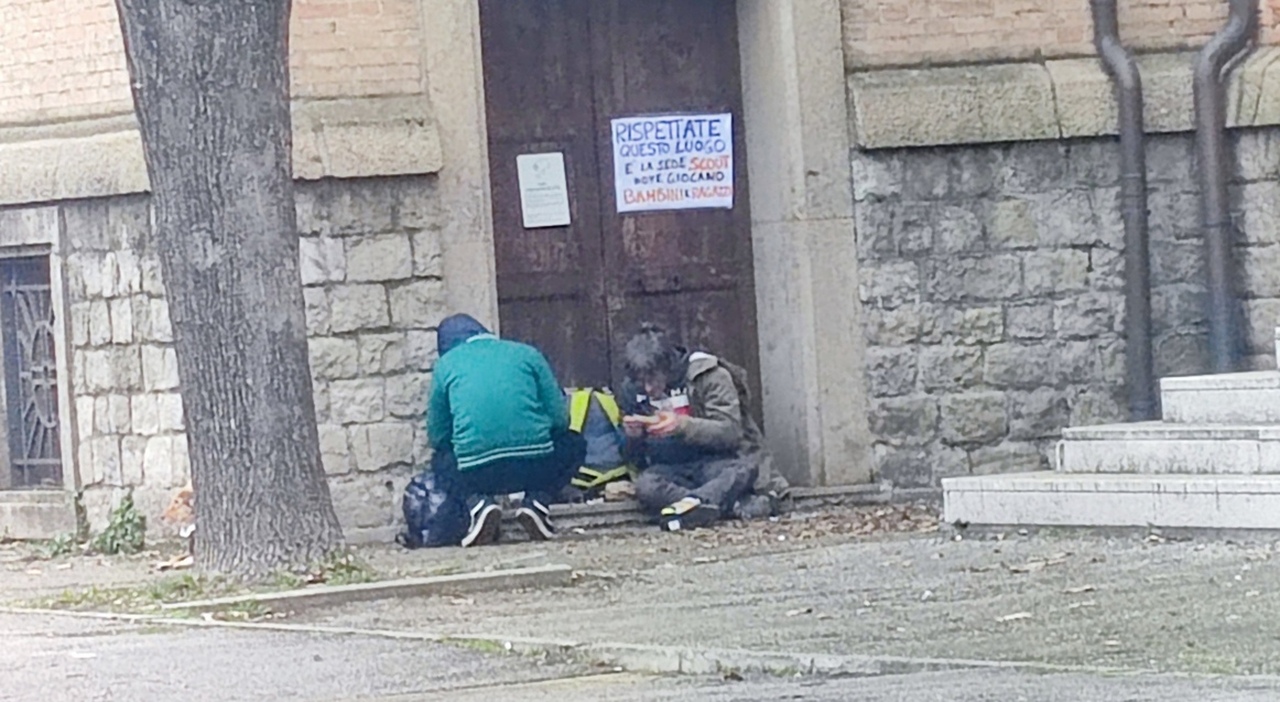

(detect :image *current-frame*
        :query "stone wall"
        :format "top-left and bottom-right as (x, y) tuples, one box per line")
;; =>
(63, 195), (187, 529)
(61, 176), (445, 538)
(853, 129), (1280, 488)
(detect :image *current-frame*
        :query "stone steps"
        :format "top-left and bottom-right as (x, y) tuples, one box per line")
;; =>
(1057, 421), (1280, 474)
(942, 472), (1280, 530)
(938, 327), (1280, 531)
(1160, 371), (1280, 424)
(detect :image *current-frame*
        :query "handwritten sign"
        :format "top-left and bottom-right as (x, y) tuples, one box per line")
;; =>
(516, 152), (572, 229)
(611, 113), (733, 213)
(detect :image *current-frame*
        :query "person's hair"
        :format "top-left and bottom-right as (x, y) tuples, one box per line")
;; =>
(624, 323), (681, 381)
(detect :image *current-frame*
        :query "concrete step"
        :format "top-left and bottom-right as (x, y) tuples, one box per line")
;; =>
(1057, 421), (1280, 474)
(0, 490), (77, 540)
(347, 483), (906, 545)
(1161, 371), (1280, 424)
(943, 472), (1280, 530)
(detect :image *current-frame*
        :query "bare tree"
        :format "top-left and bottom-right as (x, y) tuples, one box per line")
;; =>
(115, 0), (343, 576)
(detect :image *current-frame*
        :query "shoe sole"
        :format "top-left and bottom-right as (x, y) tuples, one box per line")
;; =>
(516, 507), (555, 541)
(661, 504), (720, 532)
(460, 504), (502, 548)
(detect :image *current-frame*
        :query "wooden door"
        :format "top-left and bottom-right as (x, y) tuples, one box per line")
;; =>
(480, 0), (760, 398)
(589, 0), (758, 391)
(479, 0), (610, 387)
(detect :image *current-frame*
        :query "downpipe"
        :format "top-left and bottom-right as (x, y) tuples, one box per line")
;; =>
(1195, 0), (1258, 373)
(1091, 0), (1156, 420)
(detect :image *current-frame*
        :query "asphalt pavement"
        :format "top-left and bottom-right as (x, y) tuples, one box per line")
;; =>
(7, 610), (1280, 701)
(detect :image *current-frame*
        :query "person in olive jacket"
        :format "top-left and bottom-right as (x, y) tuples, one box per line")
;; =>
(619, 323), (788, 532)
(428, 314), (584, 547)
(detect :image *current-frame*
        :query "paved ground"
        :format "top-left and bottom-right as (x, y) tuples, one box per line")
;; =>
(0, 611), (588, 701)
(1, 541), (159, 601)
(401, 670), (1280, 702)
(293, 519), (1280, 675)
(12, 506), (1280, 688)
(6, 610), (1280, 701)
(0, 505), (936, 603)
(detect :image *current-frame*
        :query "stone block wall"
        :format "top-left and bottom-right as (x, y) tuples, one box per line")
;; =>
(62, 195), (189, 529)
(853, 129), (1280, 488)
(60, 176), (445, 538)
(296, 177), (445, 537)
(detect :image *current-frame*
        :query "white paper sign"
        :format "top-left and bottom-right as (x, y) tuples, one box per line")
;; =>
(611, 113), (733, 213)
(516, 152), (572, 228)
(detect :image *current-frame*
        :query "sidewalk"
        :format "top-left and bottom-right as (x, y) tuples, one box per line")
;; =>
(0, 502), (935, 603)
(294, 523), (1280, 676)
(10, 504), (1280, 676)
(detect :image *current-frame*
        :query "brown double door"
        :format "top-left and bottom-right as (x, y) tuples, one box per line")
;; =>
(480, 0), (760, 397)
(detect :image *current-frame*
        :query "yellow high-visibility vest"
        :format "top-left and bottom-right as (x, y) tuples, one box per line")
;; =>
(564, 388), (634, 489)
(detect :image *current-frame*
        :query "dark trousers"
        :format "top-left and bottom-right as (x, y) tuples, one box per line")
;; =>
(432, 432), (585, 505)
(634, 455), (758, 516)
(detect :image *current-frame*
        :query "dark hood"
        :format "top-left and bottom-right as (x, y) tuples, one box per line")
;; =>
(437, 314), (491, 356)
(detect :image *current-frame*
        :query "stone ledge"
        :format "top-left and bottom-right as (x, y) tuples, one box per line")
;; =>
(159, 564), (573, 614)
(19, 481), (907, 544)
(943, 472), (1280, 530)
(0, 95), (443, 208)
(0, 491), (78, 540)
(346, 483), (900, 545)
(1161, 370), (1280, 424)
(849, 47), (1280, 149)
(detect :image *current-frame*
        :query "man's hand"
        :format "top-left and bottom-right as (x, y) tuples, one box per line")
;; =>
(647, 410), (685, 438)
(623, 414), (656, 439)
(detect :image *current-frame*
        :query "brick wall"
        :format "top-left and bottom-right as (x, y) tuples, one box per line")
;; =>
(0, 0), (424, 126)
(843, 0), (1280, 69)
(853, 129), (1280, 487)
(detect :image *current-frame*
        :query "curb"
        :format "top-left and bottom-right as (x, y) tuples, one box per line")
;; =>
(154, 564), (574, 614)
(0, 606), (1146, 679)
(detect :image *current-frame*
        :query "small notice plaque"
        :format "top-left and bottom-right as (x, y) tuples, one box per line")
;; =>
(516, 152), (572, 229)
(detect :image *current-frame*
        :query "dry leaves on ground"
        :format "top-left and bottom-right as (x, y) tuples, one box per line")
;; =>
(688, 504), (940, 548)
(1005, 552), (1071, 574)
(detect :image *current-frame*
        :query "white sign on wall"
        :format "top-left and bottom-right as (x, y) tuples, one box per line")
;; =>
(516, 152), (572, 229)
(610, 113), (733, 214)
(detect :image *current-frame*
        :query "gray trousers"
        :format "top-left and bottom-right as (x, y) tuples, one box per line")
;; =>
(634, 455), (759, 516)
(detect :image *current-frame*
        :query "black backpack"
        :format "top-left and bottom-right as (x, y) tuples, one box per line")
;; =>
(396, 471), (467, 548)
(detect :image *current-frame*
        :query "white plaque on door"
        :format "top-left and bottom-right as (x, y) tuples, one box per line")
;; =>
(516, 152), (572, 229)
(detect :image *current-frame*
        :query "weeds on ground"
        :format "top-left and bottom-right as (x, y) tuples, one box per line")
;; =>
(91, 493), (146, 556)
(269, 550), (379, 589)
(448, 637), (510, 655)
(1177, 650), (1242, 675)
(37, 533), (77, 559)
(26, 547), (384, 622)
(34, 573), (235, 612)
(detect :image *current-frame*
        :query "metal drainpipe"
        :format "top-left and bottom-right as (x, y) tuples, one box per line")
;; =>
(1195, 0), (1258, 374)
(1091, 0), (1156, 420)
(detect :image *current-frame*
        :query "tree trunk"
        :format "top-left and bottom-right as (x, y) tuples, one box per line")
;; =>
(115, 0), (344, 576)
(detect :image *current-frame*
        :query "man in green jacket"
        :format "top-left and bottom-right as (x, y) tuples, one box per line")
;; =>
(428, 313), (584, 547)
